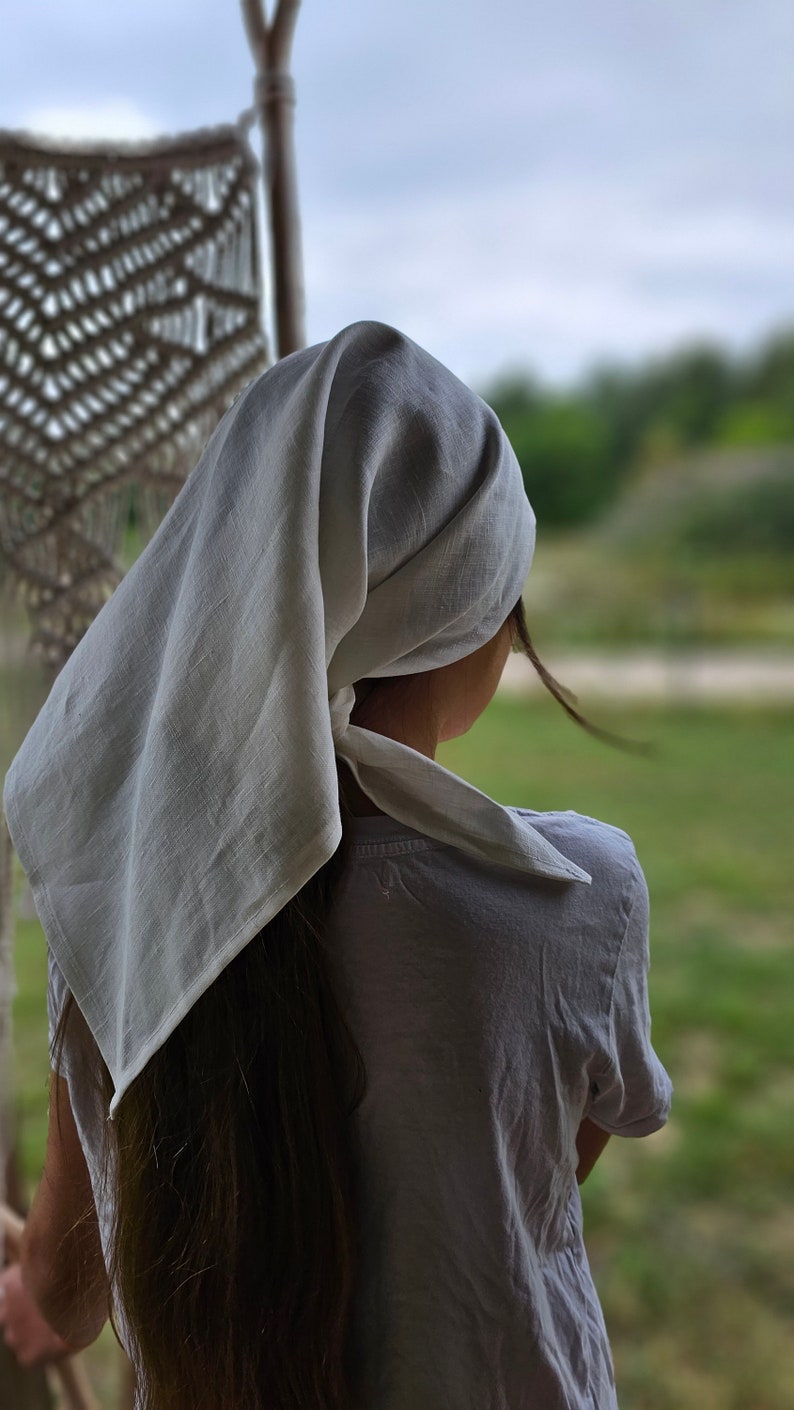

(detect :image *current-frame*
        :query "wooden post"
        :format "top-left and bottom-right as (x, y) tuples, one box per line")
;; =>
(240, 0), (306, 359)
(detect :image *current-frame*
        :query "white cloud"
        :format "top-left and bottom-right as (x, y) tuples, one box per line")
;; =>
(3, 0), (792, 383)
(303, 175), (794, 386)
(19, 99), (160, 143)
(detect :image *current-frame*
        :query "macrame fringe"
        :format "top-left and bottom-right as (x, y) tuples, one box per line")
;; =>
(0, 125), (269, 670)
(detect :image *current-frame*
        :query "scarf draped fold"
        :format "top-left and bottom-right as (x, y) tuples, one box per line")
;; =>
(3, 320), (590, 1115)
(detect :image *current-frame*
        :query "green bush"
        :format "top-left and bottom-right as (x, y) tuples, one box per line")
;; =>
(676, 473), (794, 556)
(598, 447), (794, 566)
(716, 400), (794, 448)
(491, 396), (614, 527)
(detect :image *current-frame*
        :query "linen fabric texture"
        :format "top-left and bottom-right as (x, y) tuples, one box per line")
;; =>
(4, 320), (590, 1114)
(48, 807), (673, 1410)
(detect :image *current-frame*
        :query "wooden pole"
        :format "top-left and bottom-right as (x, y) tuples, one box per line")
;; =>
(240, 0), (306, 359)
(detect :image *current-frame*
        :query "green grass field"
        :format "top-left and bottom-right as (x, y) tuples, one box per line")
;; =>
(8, 697), (794, 1409)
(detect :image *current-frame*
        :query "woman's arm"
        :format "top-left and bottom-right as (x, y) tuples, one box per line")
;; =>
(575, 1117), (612, 1184)
(19, 1072), (109, 1351)
(0, 1261), (74, 1367)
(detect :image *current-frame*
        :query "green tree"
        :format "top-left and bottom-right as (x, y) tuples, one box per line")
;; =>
(504, 398), (612, 528)
(484, 324), (794, 531)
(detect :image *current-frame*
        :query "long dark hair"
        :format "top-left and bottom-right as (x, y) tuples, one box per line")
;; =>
(56, 773), (366, 1410)
(52, 597), (595, 1409)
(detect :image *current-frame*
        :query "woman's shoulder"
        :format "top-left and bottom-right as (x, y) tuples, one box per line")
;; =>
(508, 806), (644, 899)
(344, 806), (644, 901)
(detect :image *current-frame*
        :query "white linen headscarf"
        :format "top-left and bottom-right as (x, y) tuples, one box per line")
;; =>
(4, 320), (590, 1115)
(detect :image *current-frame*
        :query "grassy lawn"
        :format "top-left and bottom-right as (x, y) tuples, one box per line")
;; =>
(440, 697), (793, 1410)
(7, 697), (793, 1409)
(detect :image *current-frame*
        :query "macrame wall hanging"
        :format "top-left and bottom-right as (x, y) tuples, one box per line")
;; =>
(1, 10), (302, 1404)
(0, 121), (269, 669)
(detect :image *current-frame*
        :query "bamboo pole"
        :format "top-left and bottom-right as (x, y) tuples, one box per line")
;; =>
(240, 0), (306, 358)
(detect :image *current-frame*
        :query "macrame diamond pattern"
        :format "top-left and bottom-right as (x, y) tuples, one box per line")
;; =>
(0, 125), (268, 669)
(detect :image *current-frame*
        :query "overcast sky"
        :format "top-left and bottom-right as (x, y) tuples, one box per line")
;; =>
(2, 0), (793, 388)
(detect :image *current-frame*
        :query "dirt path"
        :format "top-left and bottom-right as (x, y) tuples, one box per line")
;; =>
(3, 617), (793, 704)
(499, 650), (794, 703)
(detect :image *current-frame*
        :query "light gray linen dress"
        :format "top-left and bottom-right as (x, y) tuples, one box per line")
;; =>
(49, 805), (672, 1410)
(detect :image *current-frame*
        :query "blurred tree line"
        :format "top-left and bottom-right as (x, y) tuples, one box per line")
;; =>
(483, 325), (794, 531)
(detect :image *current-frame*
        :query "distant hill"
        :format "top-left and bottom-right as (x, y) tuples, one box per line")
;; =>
(596, 445), (794, 562)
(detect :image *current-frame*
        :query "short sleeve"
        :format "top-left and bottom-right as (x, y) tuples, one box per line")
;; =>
(585, 860), (673, 1137)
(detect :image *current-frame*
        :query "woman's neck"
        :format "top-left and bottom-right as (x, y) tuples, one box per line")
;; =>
(337, 762), (387, 817)
(348, 679), (439, 762)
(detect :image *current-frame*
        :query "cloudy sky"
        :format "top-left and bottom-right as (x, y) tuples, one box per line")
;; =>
(2, 0), (793, 388)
